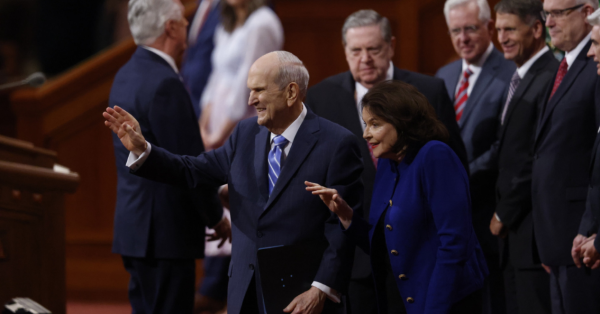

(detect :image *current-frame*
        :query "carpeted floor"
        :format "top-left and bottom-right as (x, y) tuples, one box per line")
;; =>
(67, 302), (131, 314)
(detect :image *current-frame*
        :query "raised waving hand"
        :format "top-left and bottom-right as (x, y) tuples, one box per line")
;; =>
(305, 181), (353, 229)
(103, 106), (147, 155)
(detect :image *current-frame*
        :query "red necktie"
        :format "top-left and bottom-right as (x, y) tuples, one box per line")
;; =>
(367, 142), (378, 169)
(454, 68), (473, 122)
(550, 58), (568, 99)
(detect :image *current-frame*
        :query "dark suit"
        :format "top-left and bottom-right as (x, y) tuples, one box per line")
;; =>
(181, 0), (220, 118)
(495, 49), (557, 314)
(133, 109), (363, 314)
(436, 47), (515, 314)
(305, 67), (467, 314)
(532, 39), (600, 313)
(579, 133), (600, 252)
(110, 47), (223, 313)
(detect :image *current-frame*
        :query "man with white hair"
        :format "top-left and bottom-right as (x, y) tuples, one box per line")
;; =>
(104, 51), (362, 314)
(532, 0), (600, 311)
(436, 1), (515, 312)
(109, 0), (230, 313)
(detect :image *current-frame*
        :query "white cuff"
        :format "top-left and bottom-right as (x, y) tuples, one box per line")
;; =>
(495, 213), (502, 223)
(311, 281), (340, 303)
(126, 142), (152, 171)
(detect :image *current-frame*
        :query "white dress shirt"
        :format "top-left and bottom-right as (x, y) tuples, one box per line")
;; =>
(456, 43), (495, 97)
(126, 103), (340, 303)
(564, 32), (591, 70)
(355, 61), (395, 131)
(516, 46), (550, 79)
(142, 46), (179, 74)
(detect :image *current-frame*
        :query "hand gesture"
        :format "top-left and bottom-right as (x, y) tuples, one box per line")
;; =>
(283, 286), (326, 314)
(305, 181), (353, 229)
(572, 234), (589, 268)
(581, 234), (600, 269)
(103, 106), (147, 155)
(207, 216), (232, 248)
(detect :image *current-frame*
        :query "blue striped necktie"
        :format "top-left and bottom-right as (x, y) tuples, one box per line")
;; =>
(268, 135), (289, 195)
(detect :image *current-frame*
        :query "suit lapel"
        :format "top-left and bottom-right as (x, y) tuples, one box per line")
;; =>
(445, 61), (462, 102)
(262, 111), (320, 214)
(254, 127), (270, 204)
(460, 49), (500, 127)
(339, 72), (364, 139)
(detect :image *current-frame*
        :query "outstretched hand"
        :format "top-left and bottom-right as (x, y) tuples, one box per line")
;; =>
(103, 106), (147, 155)
(207, 216), (232, 248)
(305, 181), (353, 229)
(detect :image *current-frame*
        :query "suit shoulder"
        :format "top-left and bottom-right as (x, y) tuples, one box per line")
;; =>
(309, 72), (350, 92)
(397, 70), (446, 89)
(317, 115), (356, 139)
(435, 59), (462, 77)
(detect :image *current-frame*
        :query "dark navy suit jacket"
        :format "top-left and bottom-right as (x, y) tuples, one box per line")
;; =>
(346, 141), (488, 314)
(110, 47), (223, 259)
(579, 132), (600, 252)
(134, 110), (363, 314)
(181, 0), (221, 118)
(532, 40), (600, 266)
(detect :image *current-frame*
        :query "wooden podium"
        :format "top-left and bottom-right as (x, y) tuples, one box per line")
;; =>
(0, 135), (79, 314)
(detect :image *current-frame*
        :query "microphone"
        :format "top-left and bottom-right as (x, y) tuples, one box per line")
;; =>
(0, 72), (46, 91)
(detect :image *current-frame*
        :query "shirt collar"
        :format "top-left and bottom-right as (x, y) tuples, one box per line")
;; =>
(516, 45), (550, 78)
(565, 32), (591, 70)
(462, 42), (494, 74)
(270, 103), (307, 144)
(142, 46), (179, 74)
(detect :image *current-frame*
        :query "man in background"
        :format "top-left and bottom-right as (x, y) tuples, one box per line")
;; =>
(305, 9), (467, 314)
(436, 0), (515, 312)
(109, 0), (229, 312)
(491, 0), (557, 312)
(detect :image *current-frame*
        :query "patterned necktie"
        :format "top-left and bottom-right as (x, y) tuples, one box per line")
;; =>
(501, 71), (521, 125)
(268, 135), (289, 195)
(454, 68), (473, 122)
(550, 57), (568, 100)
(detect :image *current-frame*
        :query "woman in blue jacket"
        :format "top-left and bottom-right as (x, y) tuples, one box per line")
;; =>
(306, 81), (488, 314)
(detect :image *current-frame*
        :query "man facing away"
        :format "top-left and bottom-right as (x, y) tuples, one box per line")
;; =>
(490, 0), (558, 312)
(104, 51), (363, 314)
(436, 0), (515, 312)
(305, 11), (467, 313)
(109, 0), (230, 313)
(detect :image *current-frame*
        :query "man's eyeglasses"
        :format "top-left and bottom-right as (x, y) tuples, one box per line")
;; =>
(448, 25), (480, 37)
(541, 4), (584, 20)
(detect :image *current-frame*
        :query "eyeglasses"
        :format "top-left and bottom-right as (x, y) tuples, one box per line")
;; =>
(448, 25), (480, 37)
(541, 4), (584, 20)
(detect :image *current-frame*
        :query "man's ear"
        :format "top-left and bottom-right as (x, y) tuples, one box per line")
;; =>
(389, 36), (396, 59)
(533, 20), (544, 40)
(287, 82), (300, 106)
(164, 19), (176, 38)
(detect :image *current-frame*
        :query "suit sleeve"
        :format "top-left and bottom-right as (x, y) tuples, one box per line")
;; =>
(313, 133), (364, 292)
(421, 144), (475, 313)
(147, 77), (223, 226)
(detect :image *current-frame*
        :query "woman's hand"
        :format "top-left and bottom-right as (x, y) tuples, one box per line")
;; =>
(305, 181), (353, 229)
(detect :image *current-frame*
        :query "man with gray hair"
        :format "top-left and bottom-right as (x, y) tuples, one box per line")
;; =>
(104, 50), (362, 314)
(109, 0), (230, 313)
(436, 0), (515, 312)
(305, 11), (467, 312)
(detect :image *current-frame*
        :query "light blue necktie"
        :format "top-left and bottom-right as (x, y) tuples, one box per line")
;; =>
(268, 135), (289, 195)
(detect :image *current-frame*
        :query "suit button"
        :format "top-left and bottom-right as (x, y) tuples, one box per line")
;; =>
(249, 264), (254, 270)
(389, 200), (393, 206)
(399, 274), (407, 280)
(391, 250), (398, 256)
(406, 297), (414, 303)
(386, 224), (393, 231)
(257, 231), (263, 238)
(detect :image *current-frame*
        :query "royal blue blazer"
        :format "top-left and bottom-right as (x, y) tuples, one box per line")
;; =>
(346, 141), (488, 314)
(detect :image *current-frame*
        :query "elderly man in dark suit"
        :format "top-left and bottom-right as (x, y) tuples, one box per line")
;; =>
(532, 0), (600, 312)
(109, 0), (229, 313)
(305, 11), (467, 313)
(489, 0), (558, 312)
(104, 51), (363, 314)
(435, 0), (515, 312)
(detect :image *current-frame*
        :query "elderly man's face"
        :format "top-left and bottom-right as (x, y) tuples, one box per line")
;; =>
(587, 25), (600, 74)
(344, 24), (395, 89)
(544, 0), (592, 52)
(447, 2), (494, 64)
(247, 55), (289, 131)
(496, 12), (542, 67)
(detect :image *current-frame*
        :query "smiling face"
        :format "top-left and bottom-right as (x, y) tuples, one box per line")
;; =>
(447, 1), (494, 64)
(496, 12), (542, 67)
(362, 107), (398, 160)
(587, 25), (600, 75)
(544, 0), (593, 52)
(344, 24), (395, 89)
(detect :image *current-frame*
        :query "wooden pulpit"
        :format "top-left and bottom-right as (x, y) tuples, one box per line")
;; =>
(0, 135), (79, 314)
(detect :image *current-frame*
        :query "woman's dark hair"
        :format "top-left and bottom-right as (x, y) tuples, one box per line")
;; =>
(221, 0), (269, 33)
(361, 80), (449, 154)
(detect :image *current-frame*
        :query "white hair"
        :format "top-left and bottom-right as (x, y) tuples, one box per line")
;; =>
(274, 51), (309, 99)
(444, 0), (491, 24)
(589, 8), (600, 25)
(578, 0), (599, 10)
(128, 0), (182, 45)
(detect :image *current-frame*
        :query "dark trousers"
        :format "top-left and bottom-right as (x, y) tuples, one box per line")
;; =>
(504, 263), (551, 314)
(481, 252), (506, 314)
(122, 256), (196, 314)
(549, 265), (600, 314)
(450, 289), (483, 314)
(348, 277), (378, 314)
(198, 255), (231, 300)
(240, 276), (261, 314)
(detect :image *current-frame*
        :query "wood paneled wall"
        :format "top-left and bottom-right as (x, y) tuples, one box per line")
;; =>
(8, 0), (502, 301)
